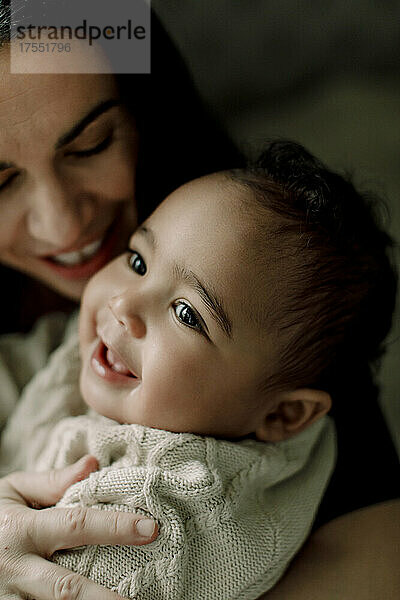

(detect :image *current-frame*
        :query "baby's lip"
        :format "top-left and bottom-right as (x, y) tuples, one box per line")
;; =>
(96, 332), (141, 380)
(106, 347), (135, 377)
(91, 340), (140, 385)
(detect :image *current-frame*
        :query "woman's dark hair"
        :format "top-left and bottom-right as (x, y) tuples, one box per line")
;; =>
(0, 2), (244, 331)
(229, 140), (397, 398)
(118, 13), (244, 222)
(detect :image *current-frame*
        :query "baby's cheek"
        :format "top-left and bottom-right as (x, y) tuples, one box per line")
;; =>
(143, 352), (202, 411)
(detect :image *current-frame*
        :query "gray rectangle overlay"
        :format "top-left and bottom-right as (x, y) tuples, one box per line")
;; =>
(10, 0), (151, 73)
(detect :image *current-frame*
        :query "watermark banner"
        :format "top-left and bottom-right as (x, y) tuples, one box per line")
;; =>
(10, 0), (151, 73)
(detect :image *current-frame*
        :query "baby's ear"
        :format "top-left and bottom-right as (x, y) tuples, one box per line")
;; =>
(255, 389), (331, 442)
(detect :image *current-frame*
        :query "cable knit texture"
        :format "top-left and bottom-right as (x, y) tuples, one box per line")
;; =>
(0, 316), (336, 599)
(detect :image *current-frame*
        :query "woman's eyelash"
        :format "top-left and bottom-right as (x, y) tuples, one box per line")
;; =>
(0, 172), (18, 192)
(127, 249), (147, 275)
(1, 137), (113, 192)
(70, 133), (113, 158)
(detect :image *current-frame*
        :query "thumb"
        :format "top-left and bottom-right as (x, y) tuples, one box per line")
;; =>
(7, 455), (99, 508)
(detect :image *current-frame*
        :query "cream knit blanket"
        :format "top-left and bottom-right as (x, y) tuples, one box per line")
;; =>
(0, 320), (336, 599)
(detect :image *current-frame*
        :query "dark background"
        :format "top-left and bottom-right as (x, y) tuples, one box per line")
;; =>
(153, 1), (400, 454)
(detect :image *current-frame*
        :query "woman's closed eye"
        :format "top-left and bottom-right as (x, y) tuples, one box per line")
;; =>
(0, 172), (18, 192)
(128, 250), (147, 276)
(173, 301), (205, 333)
(67, 133), (114, 158)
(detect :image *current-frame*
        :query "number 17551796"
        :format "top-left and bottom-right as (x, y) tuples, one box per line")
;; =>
(19, 42), (71, 53)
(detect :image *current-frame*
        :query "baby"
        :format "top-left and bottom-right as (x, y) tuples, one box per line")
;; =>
(0, 141), (395, 599)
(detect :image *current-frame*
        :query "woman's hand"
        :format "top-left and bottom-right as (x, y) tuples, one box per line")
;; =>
(0, 456), (158, 600)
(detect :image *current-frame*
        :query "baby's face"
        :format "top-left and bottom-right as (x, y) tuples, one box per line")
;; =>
(79, 174), (275, 438)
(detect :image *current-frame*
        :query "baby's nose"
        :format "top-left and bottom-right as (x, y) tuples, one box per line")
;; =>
(109, 295), (146, 339)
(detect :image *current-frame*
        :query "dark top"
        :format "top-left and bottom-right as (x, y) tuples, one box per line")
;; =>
(314, 369), (399, 528)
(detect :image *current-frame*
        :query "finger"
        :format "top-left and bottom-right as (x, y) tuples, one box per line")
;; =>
(4, 456), (99, 507)
(33, 506), (158, 555)
(16, 553), (128, 600)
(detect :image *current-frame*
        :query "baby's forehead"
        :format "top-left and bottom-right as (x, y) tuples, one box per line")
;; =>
(147, 173), (276, 328)
(167, 172), (266, 230)
(165, 171), (276, 272)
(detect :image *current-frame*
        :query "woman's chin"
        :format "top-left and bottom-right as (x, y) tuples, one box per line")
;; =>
(43, 275), (88, 302)
(0, 254), (87, 301)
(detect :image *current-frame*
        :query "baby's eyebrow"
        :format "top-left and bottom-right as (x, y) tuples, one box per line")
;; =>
(136, 225), (233, 339)
(173, 263), (233, 339)
(136, 225), (157, 250)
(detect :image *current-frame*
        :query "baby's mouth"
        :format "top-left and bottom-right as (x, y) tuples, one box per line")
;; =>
(105, 346), (137, 377)
(91, 340), (139, 383)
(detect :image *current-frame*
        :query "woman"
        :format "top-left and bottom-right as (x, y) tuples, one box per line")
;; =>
(0, 6), (398, 600)
(0, 8), (242, 333)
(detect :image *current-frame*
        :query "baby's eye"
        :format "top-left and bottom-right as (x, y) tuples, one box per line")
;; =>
(128, 250), (147, 275)
(173, 301), (204, 332)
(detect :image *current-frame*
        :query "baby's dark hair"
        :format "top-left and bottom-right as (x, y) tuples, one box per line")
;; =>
(229, 140), (397, 397)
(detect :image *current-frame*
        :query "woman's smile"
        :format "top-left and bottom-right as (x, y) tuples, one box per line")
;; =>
(50, 238), (104, 266)
(39, 210), (126, 280)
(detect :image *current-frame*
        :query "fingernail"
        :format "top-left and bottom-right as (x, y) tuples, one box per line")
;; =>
(136, 518), (156, 538)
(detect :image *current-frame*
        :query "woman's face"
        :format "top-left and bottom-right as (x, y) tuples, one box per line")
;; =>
(0, 60), (138, 300)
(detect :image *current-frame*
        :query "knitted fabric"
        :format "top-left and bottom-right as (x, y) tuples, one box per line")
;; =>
(0, 318), (336, 599)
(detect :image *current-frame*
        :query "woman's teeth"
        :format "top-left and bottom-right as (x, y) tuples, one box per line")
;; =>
(52, 238), (103, 266)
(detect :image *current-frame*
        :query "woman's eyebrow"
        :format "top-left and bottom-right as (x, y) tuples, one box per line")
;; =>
(55, 98), (120, 149)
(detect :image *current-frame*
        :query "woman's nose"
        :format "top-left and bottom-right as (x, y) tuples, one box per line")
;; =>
(27, 175), (95, 247)
(109, 294), (146, 339)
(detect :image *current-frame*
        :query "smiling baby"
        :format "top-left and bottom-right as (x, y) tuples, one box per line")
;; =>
(1, 141), (394, 599)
